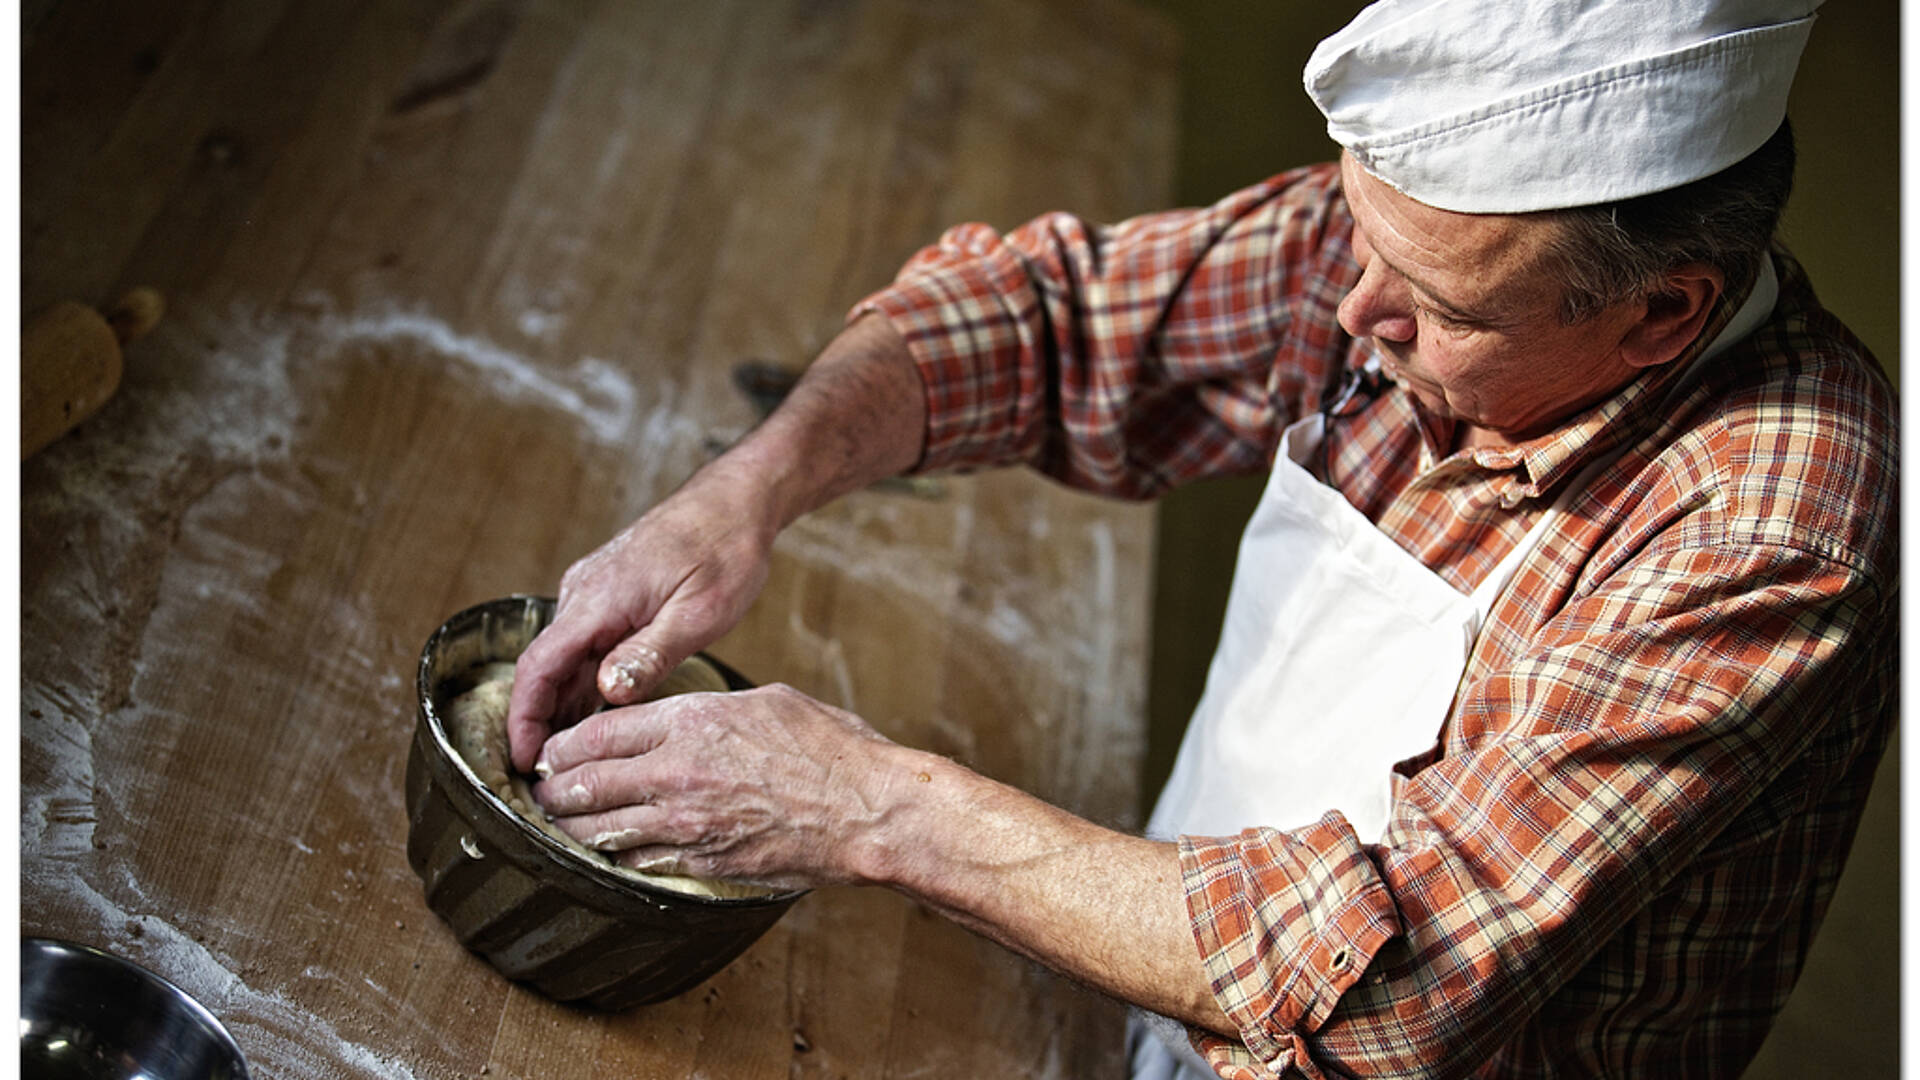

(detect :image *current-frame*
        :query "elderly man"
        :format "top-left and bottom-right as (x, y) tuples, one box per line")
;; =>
(504, 0), (1897, 1076)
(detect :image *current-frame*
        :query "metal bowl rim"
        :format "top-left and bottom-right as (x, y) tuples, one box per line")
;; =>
(416, 594), (804, 908)
(21, 936), (251, 1079)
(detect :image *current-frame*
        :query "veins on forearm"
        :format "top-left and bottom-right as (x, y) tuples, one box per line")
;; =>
(862, 753), (1231, 1034)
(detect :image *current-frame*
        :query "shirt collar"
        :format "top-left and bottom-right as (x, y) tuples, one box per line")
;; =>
(1456, 256), (1777, 496)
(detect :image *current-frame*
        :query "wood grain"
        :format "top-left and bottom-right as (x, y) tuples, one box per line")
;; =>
(21, 1), (1174, 1077)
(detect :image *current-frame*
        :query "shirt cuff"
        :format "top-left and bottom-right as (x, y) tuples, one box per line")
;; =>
(848, 223), (1045, 474)
(1179, 816), (1401, 1073)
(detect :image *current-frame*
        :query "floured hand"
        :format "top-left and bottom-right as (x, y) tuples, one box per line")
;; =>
(532, 683), (917, 891)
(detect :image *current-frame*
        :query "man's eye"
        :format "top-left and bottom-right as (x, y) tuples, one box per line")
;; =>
(1416, 304), (1473, 331)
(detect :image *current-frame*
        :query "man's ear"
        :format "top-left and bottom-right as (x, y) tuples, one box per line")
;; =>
(1619, 262), (1725, 370)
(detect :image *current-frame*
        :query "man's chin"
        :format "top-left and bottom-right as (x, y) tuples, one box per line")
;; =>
(1371, 349), (1457, 421)
(1400, 380), (1452, 418)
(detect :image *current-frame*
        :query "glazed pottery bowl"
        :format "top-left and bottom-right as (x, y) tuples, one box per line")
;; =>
(406, 595), (802, 1009)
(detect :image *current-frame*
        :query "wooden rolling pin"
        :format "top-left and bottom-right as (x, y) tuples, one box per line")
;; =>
(21, 288), (164, 459)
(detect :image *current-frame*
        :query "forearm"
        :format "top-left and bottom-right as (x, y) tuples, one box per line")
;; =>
(851, 746), (1233, 1036)
(714, 313), (925, 531)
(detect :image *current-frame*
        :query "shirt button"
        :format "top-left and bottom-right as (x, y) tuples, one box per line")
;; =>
(1329, 947), (1351, 972)
(1499, 489), (1527, 509)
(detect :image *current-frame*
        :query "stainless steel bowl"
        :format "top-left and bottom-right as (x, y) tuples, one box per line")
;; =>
(406, 595), (804, 1009)
(20, 937), (249, 1080)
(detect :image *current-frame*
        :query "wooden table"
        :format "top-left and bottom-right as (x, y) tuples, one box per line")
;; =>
(20, 2), (1172, 1076)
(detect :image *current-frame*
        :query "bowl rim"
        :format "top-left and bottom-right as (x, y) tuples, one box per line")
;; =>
(416, 594), (805, 908)
(21, 936), (251, 1078)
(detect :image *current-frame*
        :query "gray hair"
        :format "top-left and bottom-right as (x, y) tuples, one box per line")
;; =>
(1542, 120), (1797, 324)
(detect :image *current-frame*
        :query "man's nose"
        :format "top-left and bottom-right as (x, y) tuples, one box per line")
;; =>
(1337, 260), (1417, 342)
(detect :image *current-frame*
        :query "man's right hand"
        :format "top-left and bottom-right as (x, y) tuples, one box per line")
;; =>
(504, 313), (927, 775)
(506, 463), (777, 773)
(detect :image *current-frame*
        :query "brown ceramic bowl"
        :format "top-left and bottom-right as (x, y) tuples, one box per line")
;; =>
(405, 595), (803, 1010)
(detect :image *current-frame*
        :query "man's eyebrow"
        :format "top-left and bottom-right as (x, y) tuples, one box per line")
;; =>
(1373, 250), (1486, 320)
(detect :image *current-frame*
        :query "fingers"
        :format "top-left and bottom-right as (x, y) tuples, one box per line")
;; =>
(596, 592), (732, 704)
(546, 804), (673, 853)
(597, 639), (673, 705)
(508, 462), (782, 765)
(547, 805), (722, 881)
(509, 503), (768, 762)
(505, 663), (559, 774)
(547, 810), (704, 879)
(533, 703), (675, 780)
(523, 684), (887, 893)
(506, 617), (605, 772)
(613, 848), (692, 875)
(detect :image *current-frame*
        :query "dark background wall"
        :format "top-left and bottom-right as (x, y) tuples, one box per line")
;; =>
(1132, 2), (1900, 1075)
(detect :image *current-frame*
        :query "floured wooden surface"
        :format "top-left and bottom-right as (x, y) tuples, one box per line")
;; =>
(21, 2), (1172, 1077)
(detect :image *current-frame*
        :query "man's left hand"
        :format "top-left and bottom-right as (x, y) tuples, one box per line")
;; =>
(530, 683), (911, 891)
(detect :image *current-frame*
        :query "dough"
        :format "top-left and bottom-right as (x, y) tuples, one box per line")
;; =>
(443, 657), (774, 900)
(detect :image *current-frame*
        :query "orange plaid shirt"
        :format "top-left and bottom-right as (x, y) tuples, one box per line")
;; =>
(855, 163), (1898, 1079)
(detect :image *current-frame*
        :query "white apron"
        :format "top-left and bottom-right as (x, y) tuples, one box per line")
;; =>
(1125, 262), (1777, 1080)
(1125, 400), (1553, 1080)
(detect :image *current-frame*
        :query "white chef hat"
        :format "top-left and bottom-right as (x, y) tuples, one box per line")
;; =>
(1304, 0), (1820, 213)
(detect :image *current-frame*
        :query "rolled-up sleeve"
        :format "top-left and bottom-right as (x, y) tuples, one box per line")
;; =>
(1182, 819), (1401, 1077)
(851, 164), (1355, 498)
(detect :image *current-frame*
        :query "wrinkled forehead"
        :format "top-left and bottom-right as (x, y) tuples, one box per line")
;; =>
(1338, 153), (1569, 311)
(1339, 154), (1554, 274)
